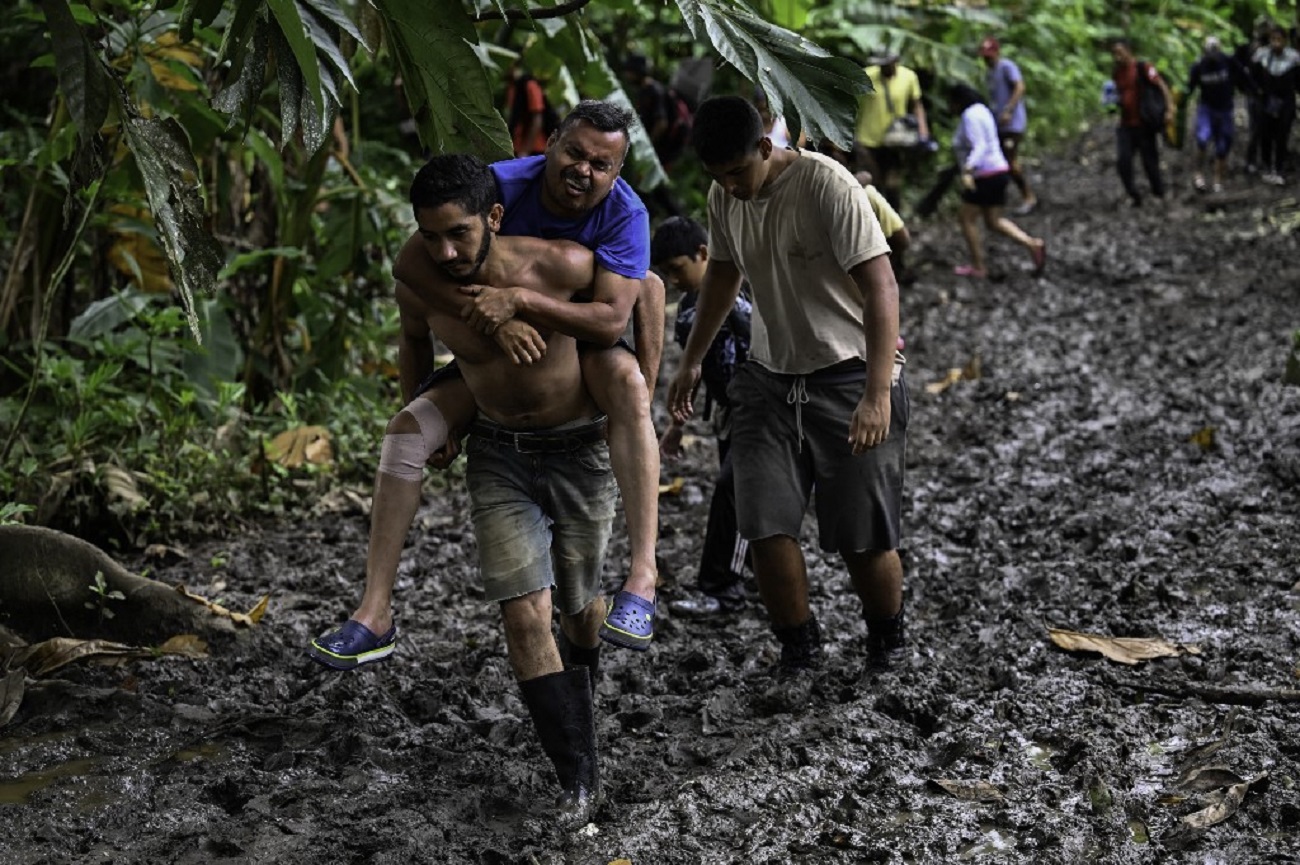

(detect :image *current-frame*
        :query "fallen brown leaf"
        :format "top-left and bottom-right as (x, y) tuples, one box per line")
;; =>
(1047, 627), (1201, 665)
(10, 638), (150, 677)
(0, 669), (24, 729)
(658, 477), (685, 496)
(264, 426), (333, 469)
(173, 585), (271, 628)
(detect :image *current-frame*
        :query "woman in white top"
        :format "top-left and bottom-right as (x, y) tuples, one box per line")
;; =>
(948, 82), (1046, 278)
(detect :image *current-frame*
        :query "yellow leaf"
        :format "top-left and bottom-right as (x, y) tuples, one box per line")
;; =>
(1047, 628), (1201, 665)
(245, 594), (270, 624)
(1189, 426), (1216, 450)
(106, 204), (173, 293)
(925, 368), (963, 395)
(657, 477), (685, 496)
(265, 426), (334, 469)
(157, 635), (209, 658)
(174, 585), (268, 629)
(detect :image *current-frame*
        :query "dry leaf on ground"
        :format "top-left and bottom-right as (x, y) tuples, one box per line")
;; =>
(173, 585), (271, 627)
(0, 669), (25, 729)
(9, 638), (151, 677)
(1047, 628), (1201, 665)
(264, 426), (333, 469)
(658, 477), (685, 496)
(928, 778), (1004, 802)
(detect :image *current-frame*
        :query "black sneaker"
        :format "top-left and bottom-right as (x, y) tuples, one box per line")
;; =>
(864, 606), (907, 669)
(773, 616), (825, 677)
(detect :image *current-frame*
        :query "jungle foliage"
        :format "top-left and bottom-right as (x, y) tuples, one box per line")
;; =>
(0, 0), (1293, 545)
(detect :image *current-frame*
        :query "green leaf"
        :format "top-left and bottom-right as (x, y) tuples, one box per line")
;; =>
(181, 297), (244, 401)
(68, 290), (153, 340)
(41, 0), (113, 143)
(219, 247), (305, 281)
(215, 0), (263, 68)
(120, 115), (224, 343)
(299, 0), (356, 91)
(677, 0), (870, 149)
(178, 0), (226, 41)
(211, 14), (270, 135)
(301, 0), (372, 53)
(267, 0), (325, 139)
(373, 0), (511, 159)
(270, 23), (303, 145)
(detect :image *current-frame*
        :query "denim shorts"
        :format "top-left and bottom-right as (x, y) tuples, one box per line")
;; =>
(464, 418), (617, 614)
(728, 359), (908, 553)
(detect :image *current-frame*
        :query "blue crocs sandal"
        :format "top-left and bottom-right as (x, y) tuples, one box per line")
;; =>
(308, 620), (397, 670)
(598, 591), (655, 651)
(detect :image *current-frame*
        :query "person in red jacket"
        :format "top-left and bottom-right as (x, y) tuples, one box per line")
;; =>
(1110, 39), (1175, 207)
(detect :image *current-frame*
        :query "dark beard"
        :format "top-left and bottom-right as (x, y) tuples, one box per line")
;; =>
(437, 221), (492, 284)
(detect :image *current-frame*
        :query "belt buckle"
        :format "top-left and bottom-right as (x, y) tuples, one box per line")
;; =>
(513, 431), (550, 454)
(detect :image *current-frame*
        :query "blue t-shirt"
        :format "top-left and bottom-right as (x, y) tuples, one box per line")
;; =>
(490, 155), (649, 279)
(986, 58), (1028, 134)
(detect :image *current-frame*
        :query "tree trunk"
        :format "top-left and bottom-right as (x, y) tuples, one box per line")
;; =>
(0, 525), (238, 644)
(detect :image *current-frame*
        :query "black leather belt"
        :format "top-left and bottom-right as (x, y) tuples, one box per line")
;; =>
(468, 418), (608, 454)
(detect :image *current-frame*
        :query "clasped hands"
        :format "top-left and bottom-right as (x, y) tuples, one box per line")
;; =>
(458, 284), (545, 365)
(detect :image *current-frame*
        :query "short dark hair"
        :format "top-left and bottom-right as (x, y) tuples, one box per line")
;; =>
(691, 95), (764, 166)
(947, 82), (986, 113)
(651, 216), (708, 265)
(409, 153), (496, 218)
(555, 100), (636, 142)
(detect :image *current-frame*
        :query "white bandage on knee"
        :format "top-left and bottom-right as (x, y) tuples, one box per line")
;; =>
(377, 434), (426, 481)
(377, 398), (449, 481)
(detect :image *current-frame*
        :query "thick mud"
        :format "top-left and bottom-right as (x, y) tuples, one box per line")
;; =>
(4, 125), (1300, 864)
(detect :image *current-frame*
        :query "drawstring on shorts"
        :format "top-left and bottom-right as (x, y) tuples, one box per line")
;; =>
(786, 377), (809, 453)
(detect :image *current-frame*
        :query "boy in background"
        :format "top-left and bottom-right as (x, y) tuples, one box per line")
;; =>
(652, 217), (753, 617)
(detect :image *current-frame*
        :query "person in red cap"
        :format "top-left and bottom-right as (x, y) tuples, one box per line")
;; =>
(979, 36), (1038, 214)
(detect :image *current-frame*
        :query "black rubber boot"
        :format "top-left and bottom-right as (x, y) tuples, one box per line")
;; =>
(772, 615), (824, 677)
(865, 604), (906, 668)
(518, 668), (600, 827)
(557, 629), (601, 694)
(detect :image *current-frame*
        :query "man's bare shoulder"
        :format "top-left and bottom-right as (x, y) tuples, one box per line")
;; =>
(393, 233), (436, 289)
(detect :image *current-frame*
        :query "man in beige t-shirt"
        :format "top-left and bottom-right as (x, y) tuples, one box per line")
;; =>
(667, 95), (910, 676)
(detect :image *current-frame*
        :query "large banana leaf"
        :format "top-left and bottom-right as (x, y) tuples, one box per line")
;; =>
(374, 0), (512, 159)
(675, 0), (870, 148)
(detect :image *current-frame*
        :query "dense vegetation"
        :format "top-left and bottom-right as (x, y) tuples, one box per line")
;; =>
(0, 0), (1291, 545)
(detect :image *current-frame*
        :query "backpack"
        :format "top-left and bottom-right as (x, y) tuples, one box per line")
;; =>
(1136, 62), (1167, 130)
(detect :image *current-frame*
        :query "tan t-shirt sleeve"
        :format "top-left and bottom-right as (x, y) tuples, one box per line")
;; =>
(815, 165), (891, 273)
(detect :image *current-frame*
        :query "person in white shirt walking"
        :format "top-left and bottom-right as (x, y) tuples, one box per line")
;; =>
(948, 83), (1045, 279)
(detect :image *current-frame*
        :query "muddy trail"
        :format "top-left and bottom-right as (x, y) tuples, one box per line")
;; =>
(4, 124), (1300, 865)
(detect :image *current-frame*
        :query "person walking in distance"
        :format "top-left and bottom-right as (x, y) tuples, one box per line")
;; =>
(1109, 38), (1175, 207)
(979, 36), (1038, 214)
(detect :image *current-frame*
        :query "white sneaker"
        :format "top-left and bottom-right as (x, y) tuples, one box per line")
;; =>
(1267, 173), (1286, 186)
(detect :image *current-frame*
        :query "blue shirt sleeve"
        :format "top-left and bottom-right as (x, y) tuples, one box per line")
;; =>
(595, 196), (650, 279)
